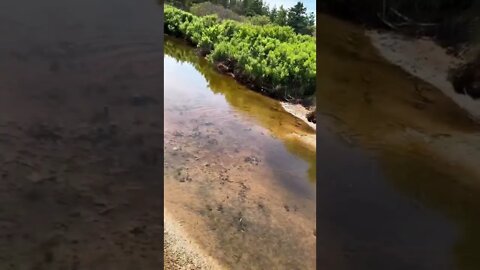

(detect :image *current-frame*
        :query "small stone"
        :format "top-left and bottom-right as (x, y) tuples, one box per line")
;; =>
(244, 156), (260, 165)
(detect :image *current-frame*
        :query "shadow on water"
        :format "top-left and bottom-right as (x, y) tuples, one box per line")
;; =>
(317, 13), (480, 270)
(379, 149), (480, 270)
(317, 121), (456, 270)
(164, 36), (316, 185)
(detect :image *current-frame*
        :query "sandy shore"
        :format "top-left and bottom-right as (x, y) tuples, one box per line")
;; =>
(367, 30), (480, 120)
(281, 102), (316, 150)
(281, 102), (316, 131)
(164, 210), (224, 270)
(365, 29), (480, 185)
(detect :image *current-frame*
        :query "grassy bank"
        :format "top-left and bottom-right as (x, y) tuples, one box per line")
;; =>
(164, 4), (316, 100)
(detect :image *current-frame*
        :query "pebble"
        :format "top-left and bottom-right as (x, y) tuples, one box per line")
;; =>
(244, 156), (260, 165)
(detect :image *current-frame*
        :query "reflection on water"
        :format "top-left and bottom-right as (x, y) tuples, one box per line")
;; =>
(317, 13), (480, 270)
(164, 36), (316, 186)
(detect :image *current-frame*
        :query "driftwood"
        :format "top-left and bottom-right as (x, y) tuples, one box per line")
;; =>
(390, 7), (412, 23)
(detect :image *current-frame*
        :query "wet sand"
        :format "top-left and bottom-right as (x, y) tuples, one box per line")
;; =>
(164, 210), (223, 270)
(280, 102), (316, 151)
(366, 28), (480, 186)
(281, 102), (316, 131)
(367, 30), (480, 120)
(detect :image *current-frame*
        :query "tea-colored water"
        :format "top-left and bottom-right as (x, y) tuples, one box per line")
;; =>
(317, 14), (480, 270)
(164, 37), (316, 269)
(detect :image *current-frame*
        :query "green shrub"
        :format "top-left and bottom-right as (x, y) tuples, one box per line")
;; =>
(164, 4), (316, 98)
(190, 2), (246, 22)
(248, 15), (271, 26)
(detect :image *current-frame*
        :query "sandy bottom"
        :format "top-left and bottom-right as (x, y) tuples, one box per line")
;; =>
(163, 116), (316, 269)
(163, 39), (316, 269)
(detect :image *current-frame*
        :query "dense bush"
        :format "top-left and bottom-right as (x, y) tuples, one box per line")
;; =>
(164, 5), (316, 98)
(247, 15), (271, 26)
(166, 0), (316, 36)
(190, 2), (246, 21)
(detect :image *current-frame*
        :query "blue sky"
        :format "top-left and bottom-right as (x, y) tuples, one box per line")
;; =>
(263, 0), (316, 14)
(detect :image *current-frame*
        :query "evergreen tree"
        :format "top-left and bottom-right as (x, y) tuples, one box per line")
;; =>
(261, 1), (270, 15)
(241, 0), (250, 15)
(270, 6), (278, 22)
(308, 12), (315, 26)
(287, 2), (309, 34)
(275, 5), (288, 26)
(230, 0), (242, 13)
(250, 0), (264, 16)
(218, 0), (228, 8)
